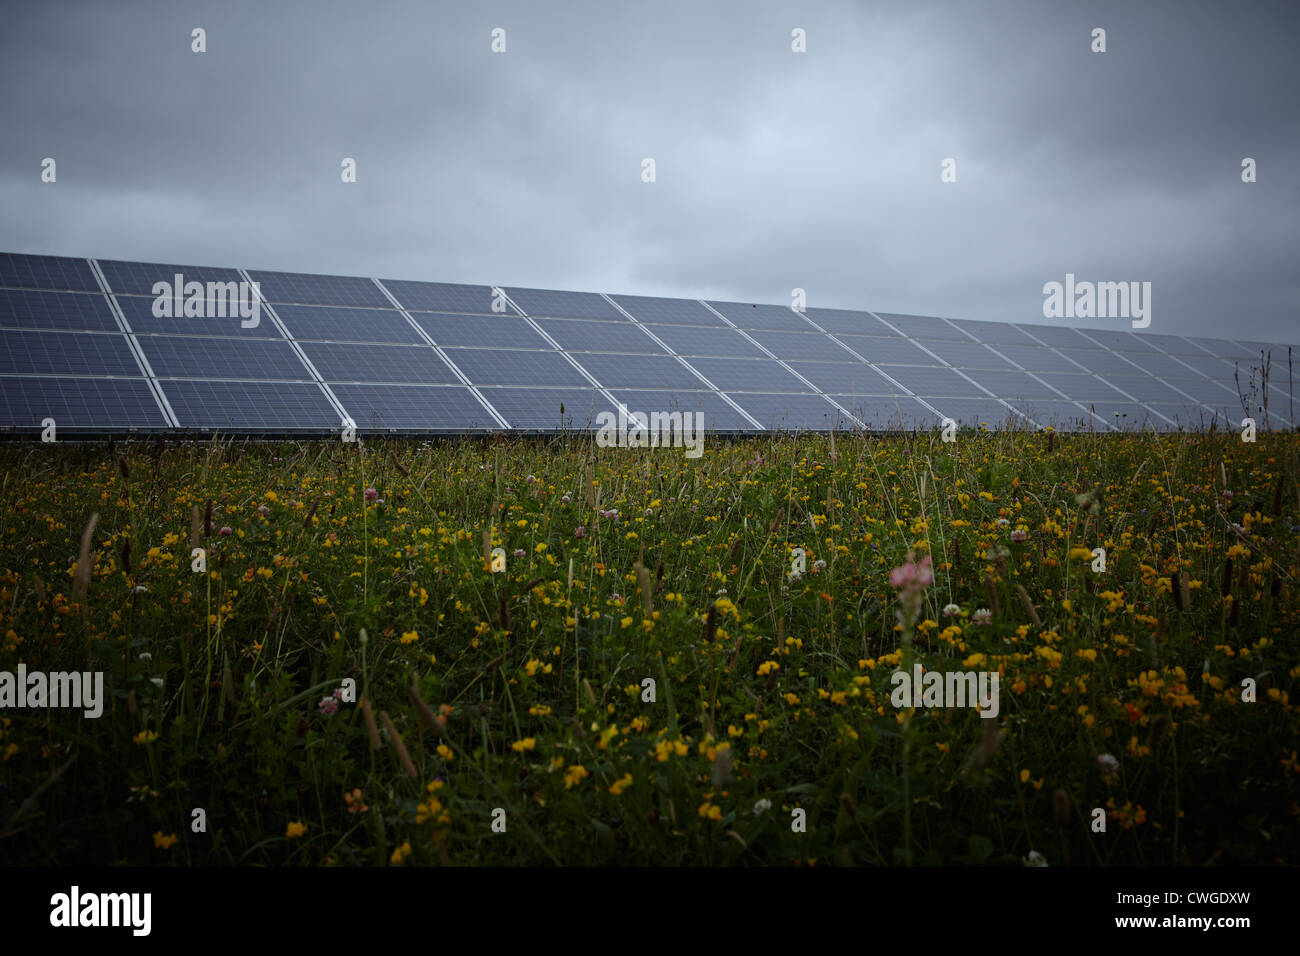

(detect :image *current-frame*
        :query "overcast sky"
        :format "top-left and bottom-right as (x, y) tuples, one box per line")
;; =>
(2, 0), (1297, 343)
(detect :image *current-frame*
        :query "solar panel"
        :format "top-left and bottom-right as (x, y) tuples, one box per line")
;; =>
(0, 330), (141, 376)
(380, 279), (501, 315)
(911, 338), (1017, 370)
(246, 270), (391, 308)
(0, 254), (100, 292)
(0, 377), (166, 428)
(161, 381), (340, 429)
(748, 330), (856, 361)
(330, 384), (499, 430)
(536, 318), (668, 354)
(606, 389), (756, 431)
(784, 361), (895, 394)
(299, 342), (461, 385)
(115, 294), (283, 338)
(831, 395), (935, 429)
(0, 290), (119, 332)
(572, 352), (705, 389)
(682, 357), (810, 392)
(706, 301), (812, 332)
(609, 295), (729, 326)
(138, 335), (313, 380)
(804, 308), (896, 336)
(476, 387), (615, 430)
(930, 398), (1029, 429)
(3, 252), (1297, 436)
(445, 347), (590, 387)
(833, 335), (939, 365)
(872, 313), (969, 340)
(97, 259), (246, 296)
(640, 324), (767, 358)
(275, 305), (425, 345)
(507, 287), (625, 321)
(413, 314), (552, 350)
(730, 392), (849, 430)
(874, 365), (988, 397)
(946, 320), (1038, 345)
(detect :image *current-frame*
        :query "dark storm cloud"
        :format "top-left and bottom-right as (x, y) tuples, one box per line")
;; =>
(1, 0), (1296, 341)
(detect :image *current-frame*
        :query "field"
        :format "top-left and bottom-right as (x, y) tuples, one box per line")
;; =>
(1, 428), (1297, 866)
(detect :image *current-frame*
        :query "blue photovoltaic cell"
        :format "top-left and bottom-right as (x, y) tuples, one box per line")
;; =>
(114, 294), (283, 338)
(138, 335), (312, 380)
(785, 361), (894, 395)
(380, 278), (500, 315)
(607, 390), (756, 431)
(245, 270), (391, 308)
(299, 342), (460, 385)
(1185, 336), (1255, 359)
(991, 344), (1090, 374)
(0, 377), (166, 428)
(641, 324), (767, 358)
(1115, 351), (1205, 380)
(978, 369), (1067, 401)
(946, 319), (1038, 346)
(1074, 401), (1164, 430)
(0, 253), (100, 292)
(706, 301), (812, 332)
(872, 313), (968, 340)
(831, 395), (935, 429)
(160, 381), (340, 429)
(1030, 372), (1131, 402)
(1131, 333), (1206, 356)
(1168, 353), (1235, 380)
(1096, 375), (1193, 404)
(999, 399), (1104, 431)
(1014, 325), (1089, 348)
(0, 290), (119, 332)
(875, 365), (988, 397)
(911, 338), (1016, 371)
(1077, 329), (1161, 354)
(507, 287), (625, 321)
(683, 357), (810, 392)
(748, 329), (855, 361)
(0, 330), (140, 376)
(572, 352), (704, 389)
(275, 305), (425, 345)
(96, 259), (246, 296)
(609, 295), (728, 326)
(929, 398), (1029, 429)
(536, 318), (668, 354)
(804, 307), (896, 336)
(413, 313), (552, 350)
(730, 392), (849, 430)
(833, 335), (938, 365)
(446, 347), (591, 387)
(331, 384), (499, 429)
(476, 387), (616, 430)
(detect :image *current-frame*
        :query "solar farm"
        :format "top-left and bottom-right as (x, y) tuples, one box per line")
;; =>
(1, 252), (1298, 870)
(1, 252), (1290, 437)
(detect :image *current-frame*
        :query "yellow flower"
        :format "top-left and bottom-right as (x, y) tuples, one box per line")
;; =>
(390, 840), (412, 864)
(152, 831), (179, 850)
(511, 738), (536, 752)
(697, 801), (723, 821)
(400, 630), (419, 644)
(285, 821), (307, 839)
(756, 660), (780, 677)
(132, 730), (158, 745)
(563, 764), (589, 789)
(609, 773), (634, 796)
(1019, 768), (1031, 784)
(437, 744), (454, 761)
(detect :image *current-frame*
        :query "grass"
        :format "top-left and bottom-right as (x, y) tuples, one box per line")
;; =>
(0, 426), (1297, 866)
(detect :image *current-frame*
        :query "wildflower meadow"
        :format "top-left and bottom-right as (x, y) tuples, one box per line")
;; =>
(1, 426), (1297, 866)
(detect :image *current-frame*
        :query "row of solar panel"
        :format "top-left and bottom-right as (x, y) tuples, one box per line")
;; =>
(0, 253), (1291, 433)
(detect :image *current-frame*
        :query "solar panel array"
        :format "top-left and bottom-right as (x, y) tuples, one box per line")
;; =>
(0, 252), (1292, 435)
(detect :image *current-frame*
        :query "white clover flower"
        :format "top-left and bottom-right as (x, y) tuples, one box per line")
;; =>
(1097, 753), (1120, 775)
(942, 603), (961, 618)
(787, 571), (803, 584)
(753, 798), (772, 816)
(812, 559), (827, 571)
(1023, 850), (1048, 867)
